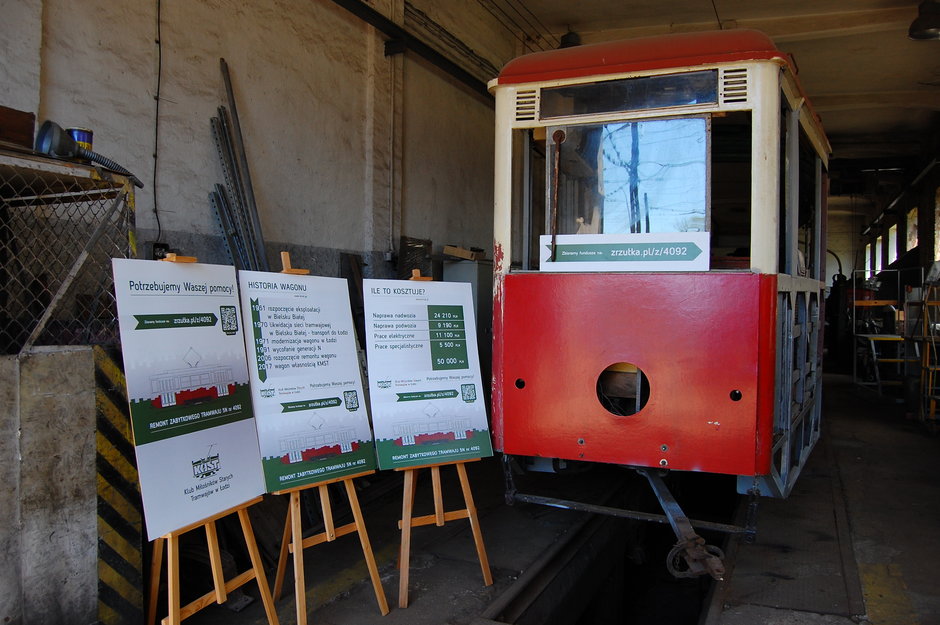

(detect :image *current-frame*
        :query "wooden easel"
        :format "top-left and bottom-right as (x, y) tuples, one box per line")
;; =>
(397, 458), (492, 608)
(279, 251), (310, 275)
(147, 497), (279, 625)
(149, 253), (276, 624)
(272, 470), (389, 623)
(269, 251), (388, 623)
(159, 252), (198, 263)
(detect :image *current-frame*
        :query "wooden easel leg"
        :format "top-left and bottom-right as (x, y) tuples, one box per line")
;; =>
(431, 466), (445, 526)
(237, 507), (280, 625)
(344, 478), (389, 615)
(204, 521), (228, 604)
(273, 508), (292, 600)
(148, 537), (165, 625)
(399, 468), (417, 608)
(319, 483), (335, 540)
(456, 462), (493, 586)
(167, 533), (181, 625)
(291, 491), (307, 625)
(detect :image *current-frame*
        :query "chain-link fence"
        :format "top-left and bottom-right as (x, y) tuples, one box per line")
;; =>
(1, 152), (135, 355)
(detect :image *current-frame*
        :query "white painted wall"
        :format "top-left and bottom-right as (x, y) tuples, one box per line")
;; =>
(5, 0), (509, 271)
(0, 0), (43, 114)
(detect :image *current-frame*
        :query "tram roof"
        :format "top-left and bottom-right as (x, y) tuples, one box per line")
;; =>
(494, 29), (792, 86)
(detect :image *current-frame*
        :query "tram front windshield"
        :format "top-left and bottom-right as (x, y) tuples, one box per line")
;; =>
(546, 116), (708, 236)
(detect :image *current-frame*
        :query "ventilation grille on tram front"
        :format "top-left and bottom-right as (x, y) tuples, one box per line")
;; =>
(514, 89), (538, 122)
(720, 68), (749, 104)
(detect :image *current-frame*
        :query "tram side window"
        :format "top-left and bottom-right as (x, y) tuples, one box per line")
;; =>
(711, 112), (752, 266)
(779, 100), (824, 279)
(797, 128), (821, 279)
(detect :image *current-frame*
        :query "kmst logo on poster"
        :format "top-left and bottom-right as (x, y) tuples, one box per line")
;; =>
(192, 447), (221, 479)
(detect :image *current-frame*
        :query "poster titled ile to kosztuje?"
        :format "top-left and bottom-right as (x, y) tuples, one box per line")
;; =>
(112, 259), (264, 540)
(239, 271), (376, 492)
(363, 279), (493, 470)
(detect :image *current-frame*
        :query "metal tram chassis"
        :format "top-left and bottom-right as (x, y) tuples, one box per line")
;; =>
(502, 455), (761, 581)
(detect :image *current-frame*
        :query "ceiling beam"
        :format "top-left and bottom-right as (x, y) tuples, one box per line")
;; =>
(575, 7), (913, 44)
(812, 91), (940, 113)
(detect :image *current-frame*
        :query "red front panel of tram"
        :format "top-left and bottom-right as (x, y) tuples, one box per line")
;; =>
(492, 272), (777, 476)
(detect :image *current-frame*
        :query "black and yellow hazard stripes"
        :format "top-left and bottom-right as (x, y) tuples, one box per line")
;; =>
(94, 346), (144, 625)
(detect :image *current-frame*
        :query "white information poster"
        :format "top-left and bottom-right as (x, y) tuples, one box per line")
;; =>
(539, 232), (711, 272)
(238, 271), (376, 491)
(111, 259), (264, 540)
(363, 279), (493, 469)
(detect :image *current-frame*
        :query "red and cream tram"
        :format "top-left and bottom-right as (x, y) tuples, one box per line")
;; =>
(489, 30), (829, 578)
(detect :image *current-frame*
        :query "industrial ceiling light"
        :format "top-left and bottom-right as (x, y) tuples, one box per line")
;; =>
(909, 0), (940, 40)
(34, 120), (143, 187)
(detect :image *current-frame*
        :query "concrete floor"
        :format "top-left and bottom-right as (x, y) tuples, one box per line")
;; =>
(708, 374), (940, 625)
(162, 373), (940, 624)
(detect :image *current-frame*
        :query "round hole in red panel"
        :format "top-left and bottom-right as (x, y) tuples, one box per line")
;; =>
(596, 362), (650, 416)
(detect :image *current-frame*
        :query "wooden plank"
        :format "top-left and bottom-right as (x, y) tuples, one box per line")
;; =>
(399, 468), (417, 608)
(401, 510), (471, 529)
(166, 534), (181, 625)
(272, 510), (292, 600)
(320, 483), (336, 540)
(297, 522), (360, 550)
(290, 491), (306, 625)
(204, 522), (228, 604)
(148, 538), (164, 625)
(456, 462), (493, 586)
(431, 466), (445, 526)
(854, 299), (898, 306)
(236, 508), (279, 625)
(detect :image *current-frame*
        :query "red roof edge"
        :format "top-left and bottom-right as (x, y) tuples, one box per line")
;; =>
(495, 30), (789, 86)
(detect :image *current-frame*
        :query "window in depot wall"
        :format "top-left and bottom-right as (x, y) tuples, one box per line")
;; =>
(865, 242), (872, 277)
(875, 235), (883, 273)
(888, 224), (898, 265)
(907, 207), (918, 251)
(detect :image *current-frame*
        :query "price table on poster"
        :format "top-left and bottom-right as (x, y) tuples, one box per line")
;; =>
(428, 305), (469, 370)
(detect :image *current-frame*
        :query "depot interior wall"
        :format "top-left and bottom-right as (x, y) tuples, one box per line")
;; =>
(15, 0), (505, 272)
(0, 0), (42, 115)
(400, 56), (495, 254)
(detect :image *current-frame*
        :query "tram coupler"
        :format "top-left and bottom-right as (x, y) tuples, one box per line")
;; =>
(636, 468), (726, 581)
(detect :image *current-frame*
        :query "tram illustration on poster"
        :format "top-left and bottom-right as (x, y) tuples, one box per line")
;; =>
(238, 271), (376, 492)
(111, 259), (264, 540)
(363, 279), (493, 470)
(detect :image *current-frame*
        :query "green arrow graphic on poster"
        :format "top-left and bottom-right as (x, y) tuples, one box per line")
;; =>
(280, 397), (343, 412)
(133, 312), (218, 330)
(545, 241), (703, 262)
(396, 390), (459, 401)
(249, 298), (267, 382)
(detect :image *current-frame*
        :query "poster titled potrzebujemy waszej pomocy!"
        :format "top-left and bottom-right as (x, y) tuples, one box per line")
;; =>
(112, 259), (265, 540)
(238, 271), (376, 492)
(363, 278), (493, 469)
